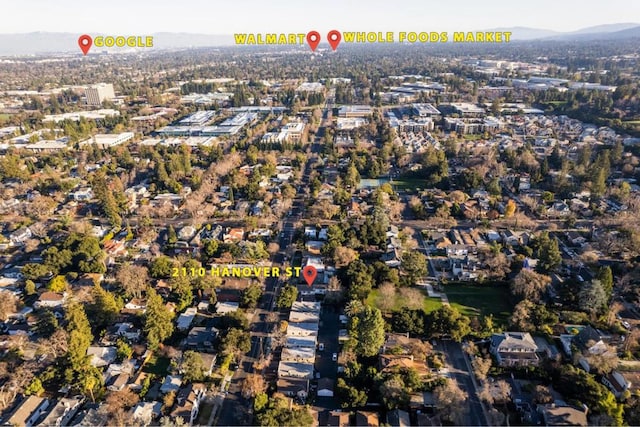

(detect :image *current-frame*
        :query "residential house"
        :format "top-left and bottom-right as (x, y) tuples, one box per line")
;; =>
(223, 228), (244, 243)
(160, 375), (183, 395)
(317, 378), (334, 398)
(537, 404), (587, 426)
(327, 410), (350, 427)
(38, 396), (84, 427)
(123, 298), (147, 313)
(186, 326), (219, 352)
(387, 409), (411, 427)
(3, 396), (49, 427)
(108, 373), (131, 392)
(132, 401), (163, 426)
(602, 370), (632, 399)
(547, 201), (571, 217)
(176, 307), (198, 331)
(34, 292), (66, 309)
(281, 347), (315, 364)
(170, 384), (206, 426)
(490, 332), (540, 367)
(277, 361), (314, 379)
(355, 411), (380, 427)
(87, 346), (117, 368)
(277, 378), (309, 399)
(9, 227), (32, 245)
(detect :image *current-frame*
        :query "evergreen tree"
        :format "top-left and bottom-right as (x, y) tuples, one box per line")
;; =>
(144, 288), (174, 350)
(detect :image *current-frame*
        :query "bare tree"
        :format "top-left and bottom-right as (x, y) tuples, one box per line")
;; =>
(377, 282), (397, 314)
(511, 269), (551, 300)
(334, 246), (359, 268)
(583, 344), (619, 375)
(434, 380), (468, 425)
(483, 251), (511, 280)
(398, 287), (425, 311)
(242, 374), (266, 398)
(116, 263), (149, 298)
(472, 357), (492, 381)
(533, 385), (553, 404)
(0, 292), (18, 320)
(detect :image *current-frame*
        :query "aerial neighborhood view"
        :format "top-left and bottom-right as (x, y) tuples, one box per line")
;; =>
(2, 1), (640, 426)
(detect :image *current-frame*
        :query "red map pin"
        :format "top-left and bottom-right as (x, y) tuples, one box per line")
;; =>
(78, 35), (92, 55)
(302, 265), (317, 286)
(306, 31), (321, 52)
(327, 30), (341, 51)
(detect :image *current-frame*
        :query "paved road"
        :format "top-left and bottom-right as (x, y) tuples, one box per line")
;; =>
(438, 340), (488, 426)
(215, 138), (322, 426)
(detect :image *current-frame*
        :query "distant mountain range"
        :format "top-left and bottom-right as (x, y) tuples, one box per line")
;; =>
(490, 23), (640, 40)
(0, 23), (639, 56)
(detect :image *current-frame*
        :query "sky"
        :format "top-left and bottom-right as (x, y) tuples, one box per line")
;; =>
(4, 0), (640, 34)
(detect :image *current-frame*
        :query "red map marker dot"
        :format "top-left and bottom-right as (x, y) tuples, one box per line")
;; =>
(306, 31), (321, 52)
(327, 30), (341, 51)
(78, 35), (92, 55)
(302, 265), (318, 286)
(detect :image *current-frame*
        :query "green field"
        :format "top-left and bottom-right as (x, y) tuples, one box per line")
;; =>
(443, 283), (513, 324)
(367, 287), (443, 313)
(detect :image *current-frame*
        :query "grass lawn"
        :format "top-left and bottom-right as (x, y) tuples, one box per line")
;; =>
(443, 283), (513, 325)
(367, 287), (443, 313)
(143, 355), (171, 376)
(392, 178), (424, 192)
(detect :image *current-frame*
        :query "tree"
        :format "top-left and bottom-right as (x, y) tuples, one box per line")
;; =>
(241, 284), (263, 309)
(21, 263), (50, 280)
(24, 280), (36, 296)
(150, 256), (174, 278)
(596, 266), (614, 298)
(116, 339), (133, 362)
(117, 263), (149, 298)
(33, 309), (58, 337)
(242, 374), (266, 399)
(333, 246), (359, 268)
(400, 251), (427, 285)
(535, 232), (562, 273)
(434, 380), (468, 425)
(583, 344), (619, 375)
(65, 302), (93, 374)
(221, 328), (251, 359)
(48, 275), (67, 292)
(171, 275), (194, 312)
(255, 395), (314, 427)
(181, 351), (205, 382)
(427, 306), (471, 342)
(579, 280), (608, 317)
(345, 260), (374, 301)
(349, 305), (385, 357)
(472, 356), (492, 381)
(144, 288), (174, 350)
(276, 284), (298, 309)
(0, 292), (18, 321)
(377, 282), (397, 314)
(511, 269), (551, 301)
(379, 374), (409, 409)
(505, 199), (517, 217)
(336, 378), (368, 408)
(89, 284), (121, 329)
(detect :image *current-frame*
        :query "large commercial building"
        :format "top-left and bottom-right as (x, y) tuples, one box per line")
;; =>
(85, 83), (115, 106)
